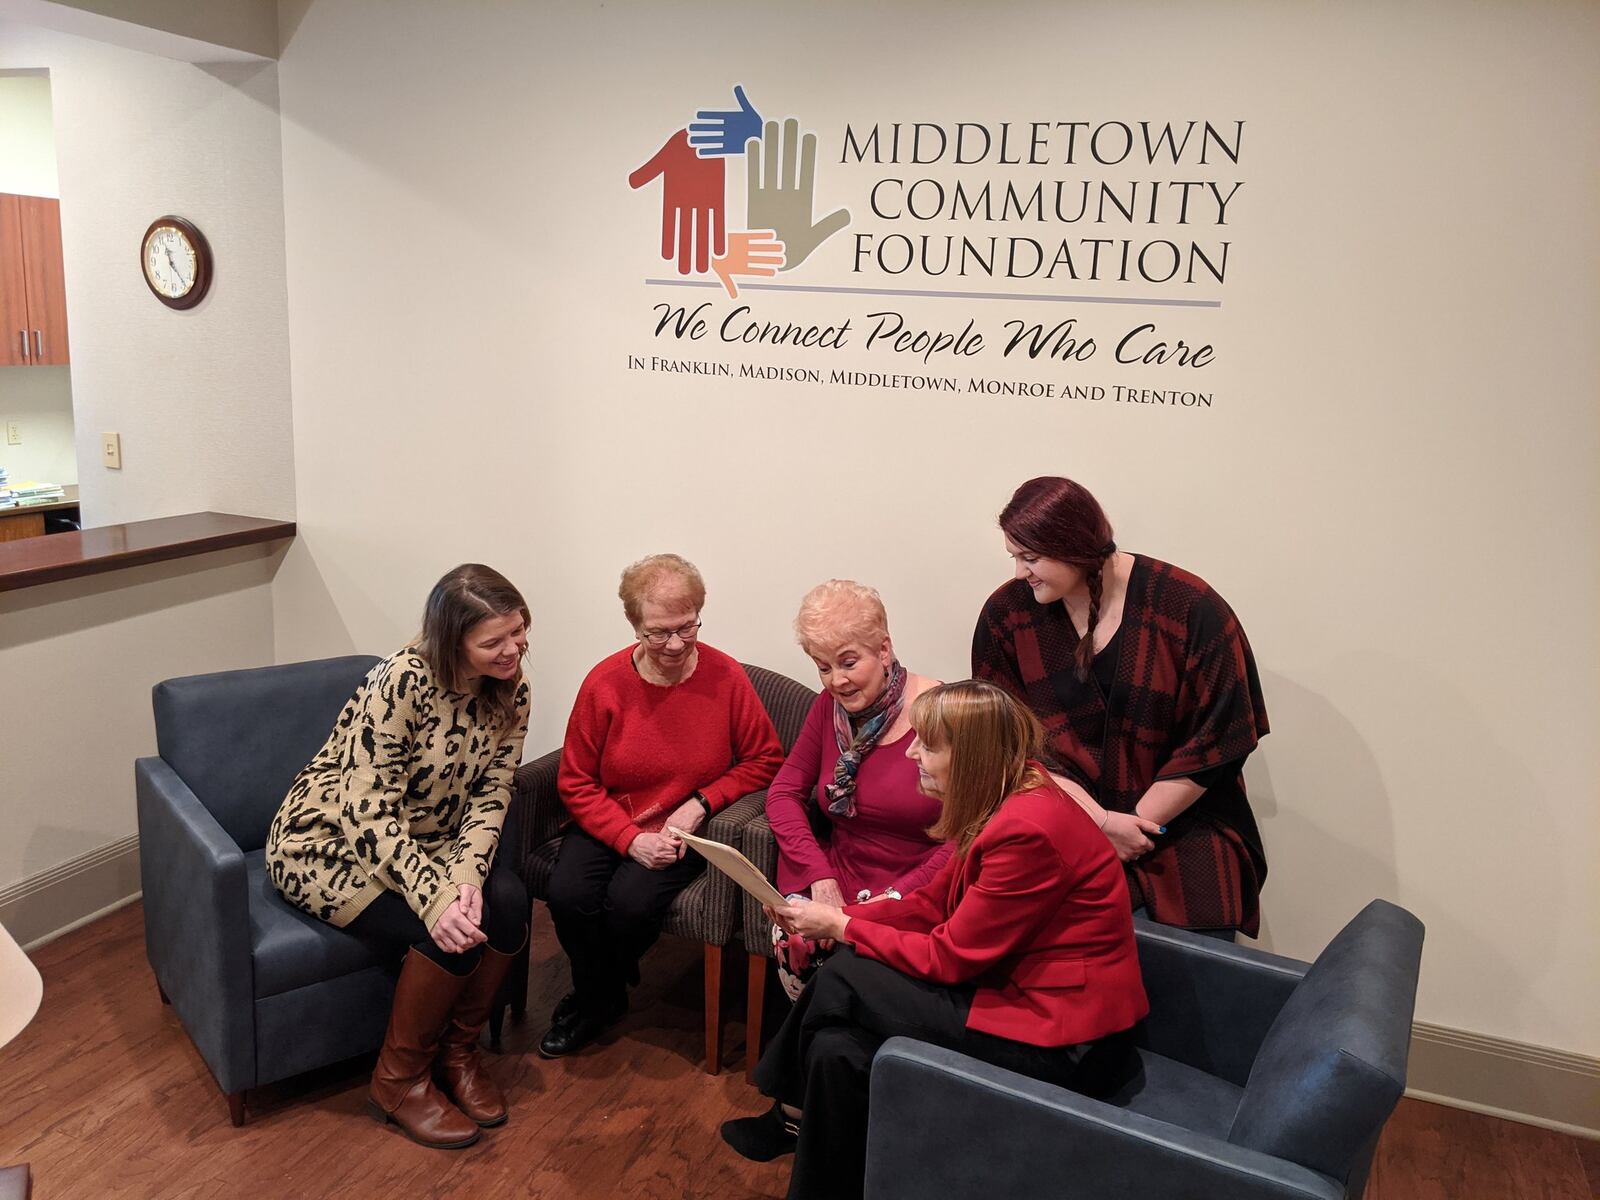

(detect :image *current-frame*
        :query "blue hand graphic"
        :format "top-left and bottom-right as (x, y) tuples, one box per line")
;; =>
(688, 84), (763, 158)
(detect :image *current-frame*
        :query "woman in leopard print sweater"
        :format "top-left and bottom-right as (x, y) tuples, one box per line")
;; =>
(266, 563), (530, 1150)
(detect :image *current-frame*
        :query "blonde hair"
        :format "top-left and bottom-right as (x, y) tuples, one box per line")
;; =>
(915, 680), (1046, 854)
(794, 579), (890, 656)
(618, 553), (706, 628)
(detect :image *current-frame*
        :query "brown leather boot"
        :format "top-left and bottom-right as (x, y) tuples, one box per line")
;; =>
(437, 935), (523, 1127)
(367, 949), (480, 1149)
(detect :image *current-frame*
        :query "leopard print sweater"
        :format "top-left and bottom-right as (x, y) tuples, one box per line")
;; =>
(266, 650), (530, 930)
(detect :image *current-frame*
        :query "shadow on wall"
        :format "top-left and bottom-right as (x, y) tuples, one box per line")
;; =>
(267, 535), (363, 664)
(0, 543), (289, 650)
(1244, 668), (1400, 956)
(1249, 664), (1568, 1042)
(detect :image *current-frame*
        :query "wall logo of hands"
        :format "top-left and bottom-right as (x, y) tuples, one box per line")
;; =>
(628, 85), (851, 300)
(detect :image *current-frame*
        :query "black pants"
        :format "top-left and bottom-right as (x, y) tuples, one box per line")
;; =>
(756, 947), (1113, 1200)
(347, 866), (528, 976)
(546, 825), (705, 1009)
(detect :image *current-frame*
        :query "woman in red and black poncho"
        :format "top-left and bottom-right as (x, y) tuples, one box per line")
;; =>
(971, 476), (1269, 939)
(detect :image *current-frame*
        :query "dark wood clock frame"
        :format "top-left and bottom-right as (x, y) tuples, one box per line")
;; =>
(140, 215), (213, 310)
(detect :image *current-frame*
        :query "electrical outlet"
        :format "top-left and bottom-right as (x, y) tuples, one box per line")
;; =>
(5, 421), (18, 446)
(102, 432), (122, 469)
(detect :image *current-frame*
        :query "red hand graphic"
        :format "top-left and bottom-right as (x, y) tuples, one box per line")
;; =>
(629, 129), (727, 275)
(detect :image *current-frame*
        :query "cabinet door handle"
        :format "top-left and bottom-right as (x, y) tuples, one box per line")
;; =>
(18, 330), (27, 361)
(33, 330), (43, 359)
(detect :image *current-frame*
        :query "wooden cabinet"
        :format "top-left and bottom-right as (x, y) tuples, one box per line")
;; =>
(0, 193), (70, 367)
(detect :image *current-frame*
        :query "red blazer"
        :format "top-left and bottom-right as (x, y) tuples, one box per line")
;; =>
(843, 774), (1148, 1047)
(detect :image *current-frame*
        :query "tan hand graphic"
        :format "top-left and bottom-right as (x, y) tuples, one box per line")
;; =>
(712, 230), (786, 299)
(745, 118), (850, 270)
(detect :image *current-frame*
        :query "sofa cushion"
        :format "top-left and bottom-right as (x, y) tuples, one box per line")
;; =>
(1104, 1048), (1244, 1141)
(246, 852), (392, 997)
(154, 655), (380, 852)
(1228, 900), (1424, 1182)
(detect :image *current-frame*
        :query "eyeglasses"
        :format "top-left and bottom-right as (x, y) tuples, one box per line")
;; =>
(638, 620), (702, 647)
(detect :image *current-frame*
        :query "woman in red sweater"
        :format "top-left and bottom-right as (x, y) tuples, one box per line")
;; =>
(722, 679), (1148, 1200)
(541, 553), (784, 1057)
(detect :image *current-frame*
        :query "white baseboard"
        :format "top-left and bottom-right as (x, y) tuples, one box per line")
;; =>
(1408, 1021), (1600, 1140)
(0, 834), (142, 950)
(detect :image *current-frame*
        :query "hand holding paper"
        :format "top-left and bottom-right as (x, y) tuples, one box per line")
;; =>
(668, 826), (786, 908)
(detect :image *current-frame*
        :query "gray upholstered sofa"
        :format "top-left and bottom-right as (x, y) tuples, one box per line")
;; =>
(864, 901), (1424, 1200)
(137, 655), (398, 1126)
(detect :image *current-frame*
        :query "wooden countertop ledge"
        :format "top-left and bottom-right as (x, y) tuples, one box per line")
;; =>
(0, 511), (296, 592)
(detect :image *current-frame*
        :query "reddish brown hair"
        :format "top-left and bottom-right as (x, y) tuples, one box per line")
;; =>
(416, 563), (529, 722)
(917, 680), (1046, 856)
(999, 476), (1116, 683)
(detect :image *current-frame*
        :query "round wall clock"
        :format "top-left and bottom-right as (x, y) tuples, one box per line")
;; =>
(140, 216), (213, 309)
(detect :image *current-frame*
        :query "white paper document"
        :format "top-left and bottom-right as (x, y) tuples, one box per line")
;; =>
(668, 826), (788, 909)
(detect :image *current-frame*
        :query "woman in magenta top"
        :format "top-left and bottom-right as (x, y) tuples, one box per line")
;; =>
(765, 580), (948, 998)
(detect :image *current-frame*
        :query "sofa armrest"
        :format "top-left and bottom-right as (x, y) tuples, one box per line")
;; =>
(867, 1039), (1342, 1200)
(739, 811), (778, 956)
(134, 756), (256, 1094)
(1133, 919), (1310, 1087)
(510, 749), (563, 875)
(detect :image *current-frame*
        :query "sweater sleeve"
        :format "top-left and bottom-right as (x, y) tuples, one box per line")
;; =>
(766, 697), (837, 891)
(697, 667), (784, 812)
(847, 821), (1070, 985)
(444, 682), (530, 889)
(558, 676), (642, 856)
(337, 660), (457, 929)
(971, 592), (1028, 700)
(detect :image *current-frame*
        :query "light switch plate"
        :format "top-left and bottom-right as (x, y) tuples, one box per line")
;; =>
(5, 421), (18, 446)
(102, 432), (122, 469)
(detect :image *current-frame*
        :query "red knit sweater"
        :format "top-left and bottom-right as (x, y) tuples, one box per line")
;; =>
(558, 644), (784, 854)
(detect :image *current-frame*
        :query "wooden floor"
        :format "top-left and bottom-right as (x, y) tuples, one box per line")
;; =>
(1, 903), (1594, 1199)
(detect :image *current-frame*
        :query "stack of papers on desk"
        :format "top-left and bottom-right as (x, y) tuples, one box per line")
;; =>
(9, 480), (64, 506)
(0, 466), (12, 508)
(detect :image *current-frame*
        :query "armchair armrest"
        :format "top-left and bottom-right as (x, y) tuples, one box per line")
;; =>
(134, 756), (256, 1094)
(739, 810), (778, 956)
(509, 749), (563, 878)
(693, 790), (768, 947)
(867, 1039), (1341, 1200)
(1133, 919), (1310, 1087)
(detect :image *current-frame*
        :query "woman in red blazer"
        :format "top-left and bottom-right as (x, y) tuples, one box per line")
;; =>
(722, 679), (1149, 1200)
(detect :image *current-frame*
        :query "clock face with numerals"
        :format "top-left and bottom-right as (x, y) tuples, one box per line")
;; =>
(140, 216), (212, 309)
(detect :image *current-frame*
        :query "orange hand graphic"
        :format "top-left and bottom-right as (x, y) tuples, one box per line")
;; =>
(711, 230), (786, 299)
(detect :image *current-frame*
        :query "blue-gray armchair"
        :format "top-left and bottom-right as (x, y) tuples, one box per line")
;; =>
(135, 654), (527, 1127)
(865, 900), (1424, 1200)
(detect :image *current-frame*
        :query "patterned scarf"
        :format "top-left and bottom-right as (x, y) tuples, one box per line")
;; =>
(824, 660), (908, 818)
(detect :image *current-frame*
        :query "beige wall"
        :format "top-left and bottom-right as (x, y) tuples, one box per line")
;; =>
(274, 0), (1598, 1062)
(0, 24), (291, 897)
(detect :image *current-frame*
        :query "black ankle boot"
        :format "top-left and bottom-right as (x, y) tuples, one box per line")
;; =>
(537, 995), (625, 1058)
(720, 1102), (799, 1162)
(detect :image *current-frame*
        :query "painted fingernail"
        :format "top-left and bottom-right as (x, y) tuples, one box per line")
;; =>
(1158, 826), (1168, 834)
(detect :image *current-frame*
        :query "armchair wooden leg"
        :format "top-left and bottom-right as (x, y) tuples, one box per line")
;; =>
(703, 943), (723, 1075)
(225, 1090), (246, 1127)
(746, 951), (768, 1084)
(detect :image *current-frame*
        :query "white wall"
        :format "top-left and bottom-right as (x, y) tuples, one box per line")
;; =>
(0, 365), (75, 483)
(0, 20), (295, 528)
(273, 0), (1598, 1062)
(0, 22), (292, 896)
(0, 70), (58, 195)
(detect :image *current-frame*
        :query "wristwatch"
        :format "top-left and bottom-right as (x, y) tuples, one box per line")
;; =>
(691, 791), (711, 817)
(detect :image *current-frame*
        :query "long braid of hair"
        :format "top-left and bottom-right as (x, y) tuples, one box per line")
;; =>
(1073, 561), (1105, 681)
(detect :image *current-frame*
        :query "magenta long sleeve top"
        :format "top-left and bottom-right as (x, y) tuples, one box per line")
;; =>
(767, 691), (953, 898)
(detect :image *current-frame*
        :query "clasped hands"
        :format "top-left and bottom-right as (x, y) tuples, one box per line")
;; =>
(628, 796), (710, 870)
(766, 876), (853, 946)
(431, 881), (486, 954)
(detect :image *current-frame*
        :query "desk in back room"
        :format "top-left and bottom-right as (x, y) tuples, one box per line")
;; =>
(0, 484), (81, 542)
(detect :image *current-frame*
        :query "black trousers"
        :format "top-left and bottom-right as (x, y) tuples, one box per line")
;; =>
(546, 825), (705, 1008)
(755, 947), (1109, 1200)
(347, 865), (528, 976)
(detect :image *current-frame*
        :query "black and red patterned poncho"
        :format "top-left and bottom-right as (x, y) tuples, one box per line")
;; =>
(972, 555), (1269, 935)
